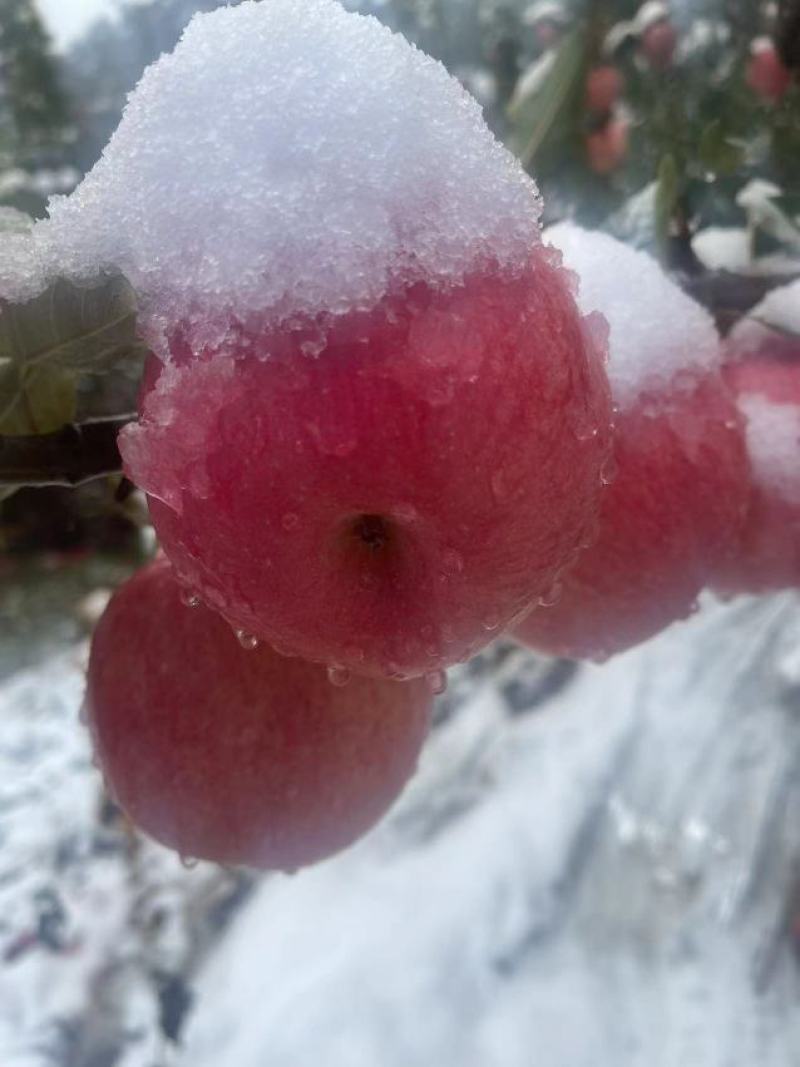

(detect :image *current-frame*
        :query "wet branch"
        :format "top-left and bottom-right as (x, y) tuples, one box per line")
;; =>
(0, 417), (130, 489)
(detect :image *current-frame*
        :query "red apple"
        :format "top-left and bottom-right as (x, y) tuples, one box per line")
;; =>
(746, 38), (792, 105)
(711, 357), (800, 594)
(640, 20), (677, 71)
(585, 66), (624, 114)
(121, 246), (612, 679)
(86, 559), (432, 871)
(514, 374), (748, 659)
(586, 117), (629, 175)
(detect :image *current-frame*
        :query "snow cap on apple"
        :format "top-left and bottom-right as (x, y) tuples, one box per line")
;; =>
(32, 0), (612, 679)
(514, 223), (748, 660)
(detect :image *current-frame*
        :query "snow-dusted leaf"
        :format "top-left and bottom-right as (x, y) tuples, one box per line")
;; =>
(0, 273), (145, 376)
(509, 30), (585, 167)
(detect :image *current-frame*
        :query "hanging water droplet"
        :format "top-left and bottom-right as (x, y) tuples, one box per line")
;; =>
(281, 512), (300, 532)
(180, 589), (201, 609)
(327, 665), (351, 687)
(236, 629), (259, 651)
(575, 422), (600, 442)
(426, 670), (448, 695)
(180, 855), (199, 871)
(482, 613), (501, 632)
(539, 580), (563, 608)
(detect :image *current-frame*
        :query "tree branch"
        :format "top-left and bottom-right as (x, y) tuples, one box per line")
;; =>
(777, 0), (800, 71)
(0, 416), (130, 488)
(676, 270), (800, 336)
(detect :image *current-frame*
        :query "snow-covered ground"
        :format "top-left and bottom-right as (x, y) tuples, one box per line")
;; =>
(1, 568), (799, 1065)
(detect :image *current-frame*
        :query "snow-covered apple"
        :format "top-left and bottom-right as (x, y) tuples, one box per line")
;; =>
(746, 37), (792, 104)
(640, 19), (677, 71)
(710, 304), (800, 594)
(513, 224), (749, 661)
(86, 559), (432, 871)
(32, 0), (613, 679)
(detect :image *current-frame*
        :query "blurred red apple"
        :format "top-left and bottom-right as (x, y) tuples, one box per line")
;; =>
(86, 559), (432, 871)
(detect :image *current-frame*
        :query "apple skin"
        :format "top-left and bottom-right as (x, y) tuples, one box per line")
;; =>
(640, 21), (678, 71)
(120, 247), (612, 679)
(746, 40), (792, 104)
(513, 374), (749, 660)
(585, 66), (624, 114)
(586, 118), (629, 176)
(86, 559), (432, 871)
(711, 357), (800, 595)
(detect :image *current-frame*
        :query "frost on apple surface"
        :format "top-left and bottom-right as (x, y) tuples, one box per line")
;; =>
(5, 0), (542, 354)
(546, 222), (721, 408)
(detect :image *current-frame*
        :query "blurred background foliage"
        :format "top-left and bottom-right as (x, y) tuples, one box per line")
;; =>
(0, 0), (798, 552)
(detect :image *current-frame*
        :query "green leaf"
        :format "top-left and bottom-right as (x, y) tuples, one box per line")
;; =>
(508, 29), (586, 168)
(697, 120), (744, 177)
(0, 272), (146, 375)
(0, 364), (77, 435)
(654, 154), (679, 250)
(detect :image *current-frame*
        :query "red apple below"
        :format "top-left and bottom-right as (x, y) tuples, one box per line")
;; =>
(86, 559), (432, 871)
(121, 247), (612, 679)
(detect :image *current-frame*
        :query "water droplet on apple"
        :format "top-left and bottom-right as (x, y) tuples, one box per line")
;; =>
(180, 855), (199, 870)
(271, 641), (296, 658)
(482, 613), (501, 631)
(180, 589), (201, 608)
(575, 420), (600, 442)
(327, 665), (351, 687)
(281, 512), (300, 531)
(538, 580), (563, 608)
(442, 549), (464, 574)
(490, 469), (509, 502)
(600, 454), (618, 486)
(426, 670), (448, 695)
(235, 629), (260, 651)
(392, 502), (418, 523)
